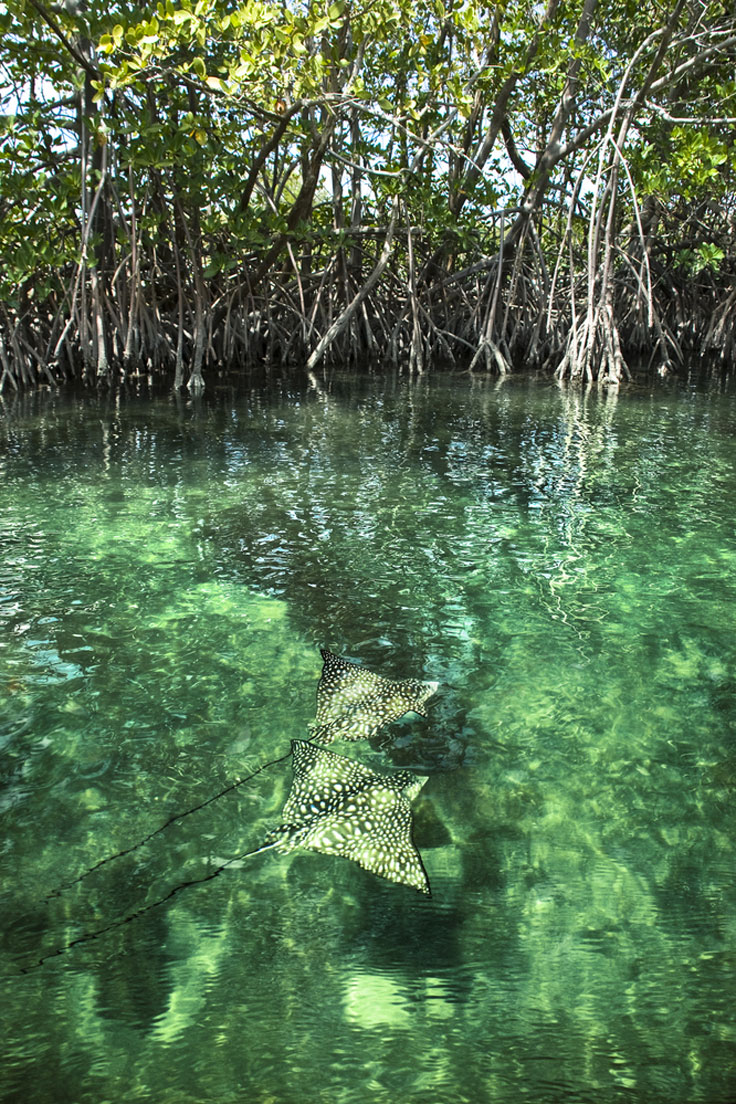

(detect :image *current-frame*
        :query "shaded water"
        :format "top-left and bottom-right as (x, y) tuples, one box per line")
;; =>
(1, 374), (735, 1104)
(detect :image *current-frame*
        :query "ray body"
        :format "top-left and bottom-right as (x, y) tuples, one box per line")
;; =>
(311, 648), (439, 744)
(264, 740), (431, 895)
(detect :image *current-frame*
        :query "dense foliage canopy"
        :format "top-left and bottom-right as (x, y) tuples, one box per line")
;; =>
(1, 0), (734, 389)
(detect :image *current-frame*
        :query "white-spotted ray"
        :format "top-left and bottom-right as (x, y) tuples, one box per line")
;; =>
(16, 650), (439, 970)
(264, 740), (431, 895)
(311, 648), (439, 744)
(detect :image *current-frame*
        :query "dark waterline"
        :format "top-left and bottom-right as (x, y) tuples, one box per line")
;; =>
(1, 374), (735, 1104)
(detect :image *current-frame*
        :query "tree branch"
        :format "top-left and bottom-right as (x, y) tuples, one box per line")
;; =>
(25, 0), (100, 81)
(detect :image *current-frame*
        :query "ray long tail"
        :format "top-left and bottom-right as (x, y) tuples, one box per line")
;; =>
(17, 843), (279, 976)
(42, 751), (293, 904)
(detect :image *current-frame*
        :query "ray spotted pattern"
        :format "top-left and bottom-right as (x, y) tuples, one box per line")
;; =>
(18, 648), (439, 968)
(311, 647), (439, 744)
(265, 740), (431, 895)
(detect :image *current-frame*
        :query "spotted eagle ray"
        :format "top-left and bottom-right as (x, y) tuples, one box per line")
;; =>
(263, 739), (431, 895)
(20, 738), (431, 970)
(48, 649), (438, 898)
(17, 649), (438, 970)
(311, 648), (439, 744)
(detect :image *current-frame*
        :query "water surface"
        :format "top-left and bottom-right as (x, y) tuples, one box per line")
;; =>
(1, 374), (735, 1103)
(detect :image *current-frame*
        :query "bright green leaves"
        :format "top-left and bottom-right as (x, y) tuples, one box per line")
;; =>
(315, 0), (348, 32)
(637, 125), (730, 203)
(96, 0), (219, 89)
(677, 243), (725, 276)
(202, 251), (238, 277)
(0, 106), (80, 299)
(98, 24), (124, 54)
(670, 127), (728, 194)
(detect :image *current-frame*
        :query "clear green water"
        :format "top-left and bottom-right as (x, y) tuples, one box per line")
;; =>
(1, 375), (735, 1104)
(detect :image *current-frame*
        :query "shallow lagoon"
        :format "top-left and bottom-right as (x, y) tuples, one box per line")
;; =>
(1, 373), (735, 1103)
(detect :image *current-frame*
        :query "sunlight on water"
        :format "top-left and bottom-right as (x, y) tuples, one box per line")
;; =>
(1, 375), (735, 1104)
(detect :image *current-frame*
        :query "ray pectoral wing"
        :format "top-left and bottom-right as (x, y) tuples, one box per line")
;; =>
(344, 789), (431, 896)
(294, 792), (431, 896)
(266, 740), (432, 895)
(313, 649), (439, 744)
(281, 740), (388, 817)
(314, 648), (388, 725)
